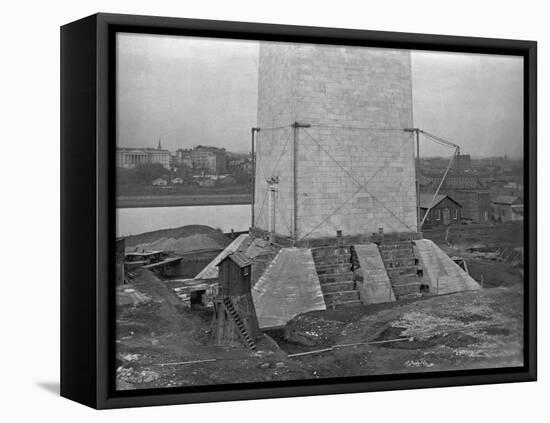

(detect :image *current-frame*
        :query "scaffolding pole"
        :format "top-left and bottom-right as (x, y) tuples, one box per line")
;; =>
(250, 127), (260, 228)
(405, 128), (421, 232)
(291, 122), (310, 243)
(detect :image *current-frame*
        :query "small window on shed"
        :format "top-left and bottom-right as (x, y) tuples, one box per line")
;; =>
(243, 267), (249, 276)
(435, 209), (441, 221)
(454, 209), (458, 219)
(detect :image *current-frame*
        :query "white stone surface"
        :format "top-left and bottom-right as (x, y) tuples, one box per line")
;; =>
(414, 239), (481, 294)
(252, 248), (326, 328)
(255, 43), (417, 239)
(354, 243), (396, 303)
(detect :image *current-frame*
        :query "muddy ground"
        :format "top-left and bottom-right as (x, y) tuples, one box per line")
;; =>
(116, 275), (523, 390)
(116, 222), (524, 390)
(424, 221), (524, 288)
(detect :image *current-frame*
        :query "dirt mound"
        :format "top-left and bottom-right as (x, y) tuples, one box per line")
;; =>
(132, 233), (224, 253)
(117, 270), (208, 336)
(123, 224), (231, 253)
(284, 314), (347, 348)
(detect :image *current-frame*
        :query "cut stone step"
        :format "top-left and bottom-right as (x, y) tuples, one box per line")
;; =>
(378, 243), (414, 251)
(318, 271), (354, 283)
(383, 257), (418, 267)
(315, 263), (353, 275)
(386, 266), (419, 278)
(391, 274), (420, 285)
(324, 290), (360, 302)
(321, 281), (355, 293)
(311, 246), (352, 257)
(312, 254), (352, 265)
(380, 250), (415, 259)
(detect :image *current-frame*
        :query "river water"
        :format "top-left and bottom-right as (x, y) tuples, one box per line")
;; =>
(116, 204), (252, 237)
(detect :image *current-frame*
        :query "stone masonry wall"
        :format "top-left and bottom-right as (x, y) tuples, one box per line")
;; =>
(256, 42), (417, 239)
(254, 42), (296, 237)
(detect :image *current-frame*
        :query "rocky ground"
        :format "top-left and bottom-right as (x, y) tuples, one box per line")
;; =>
(116, 270), (523, 390)
(115, 222), (524, 390)
(279, 285), (523, 376)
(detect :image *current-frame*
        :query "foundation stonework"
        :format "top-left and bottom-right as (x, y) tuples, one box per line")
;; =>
(255, 43), (417, 240)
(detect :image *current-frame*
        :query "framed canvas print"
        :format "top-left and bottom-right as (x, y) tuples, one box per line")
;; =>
(60, 13), (537, 409)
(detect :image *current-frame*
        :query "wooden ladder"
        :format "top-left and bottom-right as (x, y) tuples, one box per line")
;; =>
(223, 298), (257, 351)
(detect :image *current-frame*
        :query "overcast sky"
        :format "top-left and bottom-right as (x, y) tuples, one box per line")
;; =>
(117, 34), (523, 158)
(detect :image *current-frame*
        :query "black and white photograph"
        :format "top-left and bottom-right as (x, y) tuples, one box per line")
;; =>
(114, 32), (526, 391)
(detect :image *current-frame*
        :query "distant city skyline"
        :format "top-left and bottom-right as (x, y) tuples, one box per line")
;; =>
(117, 34), (523, 158)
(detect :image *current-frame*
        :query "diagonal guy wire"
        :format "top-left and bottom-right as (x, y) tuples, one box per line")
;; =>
(301, 128), (416, 234)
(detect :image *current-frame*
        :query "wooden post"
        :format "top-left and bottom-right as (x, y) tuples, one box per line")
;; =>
(415, 128), (421, 232)
(292, 122), (298, 242)
(405, 128), (421, 232)
(290, 122), (311, 243)
(251, 127), (260, 228)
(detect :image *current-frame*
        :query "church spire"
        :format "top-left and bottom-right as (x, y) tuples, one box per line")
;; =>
(157, 137), (162, 150)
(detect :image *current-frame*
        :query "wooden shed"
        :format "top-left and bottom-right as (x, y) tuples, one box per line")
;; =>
(492, 195), (524, 222)
(419, 193), (462, 228)
(218, 251), (252, 296)
(212, 252), (261, 350)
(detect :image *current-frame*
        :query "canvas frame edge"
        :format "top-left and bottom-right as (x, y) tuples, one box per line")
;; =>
(60, 12), (537, 410)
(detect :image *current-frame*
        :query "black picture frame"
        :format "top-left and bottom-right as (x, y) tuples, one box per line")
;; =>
(60, 12), (537, 409)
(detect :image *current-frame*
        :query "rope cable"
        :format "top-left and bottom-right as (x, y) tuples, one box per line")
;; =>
(257, 124), (292, 131)
(309, 124), (405, 131)
(299, 161), (390, 241)
(255, 189), (269, 225)
(269, 127), (292, 178)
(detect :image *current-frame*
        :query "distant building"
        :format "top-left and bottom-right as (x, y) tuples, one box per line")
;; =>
(152, 178), (167, 186)
(420, 170), (486, 191)
(503, 181), (523, 191)
(175, 149), (193, 168)
(197, 178), (215, 187)
(451, 190), (491, 224)
(230, 158), (253, 175)
(191, 146), (227, 174)
(453, 154), (471, 171)
(419, 170), (491, 223)
(492, 195), (524, 222)
(418, 193), (462, 228)
(116, 139), (170, 169)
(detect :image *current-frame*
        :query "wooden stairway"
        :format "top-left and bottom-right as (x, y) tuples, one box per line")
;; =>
(378, 241), (422, 300)
(311, 246), (361, 308)
(222, 298), (257, 351)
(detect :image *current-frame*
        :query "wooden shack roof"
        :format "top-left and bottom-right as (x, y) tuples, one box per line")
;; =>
(195, 234), (250, 279)
(218, 251), (252, 268)
(418, 193), (462, 209)
(492, 195), (523, 205)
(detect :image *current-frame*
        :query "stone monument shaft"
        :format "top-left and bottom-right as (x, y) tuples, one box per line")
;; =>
(254, 42), (417, 240)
